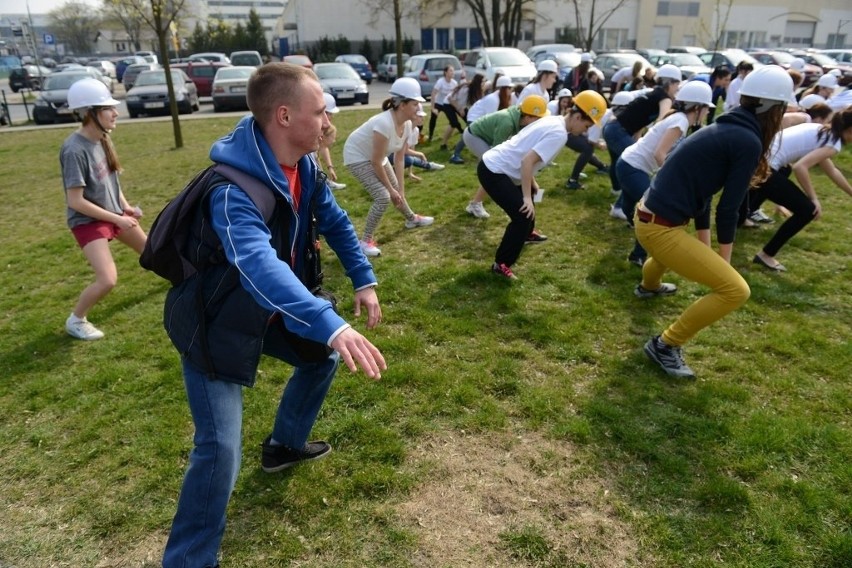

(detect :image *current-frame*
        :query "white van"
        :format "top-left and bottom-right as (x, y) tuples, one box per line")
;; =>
(462, 47), (537, 85)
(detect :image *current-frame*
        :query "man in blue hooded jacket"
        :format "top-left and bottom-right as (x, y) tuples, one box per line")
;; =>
(162, 63), (386, 568)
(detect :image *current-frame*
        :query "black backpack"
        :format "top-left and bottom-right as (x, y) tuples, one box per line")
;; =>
(140, 163), (277, 286)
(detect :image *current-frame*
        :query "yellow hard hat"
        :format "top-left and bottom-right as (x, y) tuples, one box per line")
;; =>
(519, 94), (550, 118)
(572, 90), (608, 126)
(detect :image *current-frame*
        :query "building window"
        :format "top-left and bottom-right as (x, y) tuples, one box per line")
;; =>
(469, 28), (482, 48)
(436, 28), (449, 51)
(827, 34), (846, 49)
(783, 21), (815, 47)
(594, 28), (629, 51)
(421, 29), (433, 51)
(657, 2), (699, 17)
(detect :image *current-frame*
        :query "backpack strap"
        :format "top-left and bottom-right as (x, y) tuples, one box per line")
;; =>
(212, 163), (279, 223)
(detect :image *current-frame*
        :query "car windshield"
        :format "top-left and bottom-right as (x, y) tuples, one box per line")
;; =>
(315, 64), (359, 80)
(44, 72), (90, 90)
(548, 52), (580, 66)
(340, 55), (366, 64)
(285, 56), (310, 65)
(670, 54), (705, 66)
(770, 52), (795, 64)
(217, 68), (254, 80)
(488, 50), (531, 67)
(134, 70), (184, 86)
(805, 53), (837, 65)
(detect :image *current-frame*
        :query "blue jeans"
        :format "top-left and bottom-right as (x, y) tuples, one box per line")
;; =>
(163, 350), (339, 568)
(615, 157), (650, 260)
(602, 119), (635, 204)
(388, 153), (431, 170)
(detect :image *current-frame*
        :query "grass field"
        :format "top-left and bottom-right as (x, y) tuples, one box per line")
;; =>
(0, 110), (850, 568)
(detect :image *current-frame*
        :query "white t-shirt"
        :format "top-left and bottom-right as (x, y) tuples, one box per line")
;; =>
(467, 91), (518, 124)
(482, 115), (567, 183)
(724, 75), (744, 112)
(343, 110), (412, 166)
(621, 112), (690, 174)
(432, 77), (457, 105)
(518, 82), (551, 104)
(546, 99), (560, 116)
(828, 89), (851, 112)
(611, 66), (634, 85)
(407, 126), (420, 149)
(768, 122), (841, 171)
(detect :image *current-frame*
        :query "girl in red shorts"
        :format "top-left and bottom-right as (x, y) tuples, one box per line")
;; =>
(60, 79), (147, 340)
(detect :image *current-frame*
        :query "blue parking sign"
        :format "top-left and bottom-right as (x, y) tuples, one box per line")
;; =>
(44, 33), (55, 45)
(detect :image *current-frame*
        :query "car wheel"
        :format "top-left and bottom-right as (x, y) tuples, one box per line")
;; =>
(128, 111), (138, 119)
(11, 85), (19, 93)
(213, 103), (223, 113)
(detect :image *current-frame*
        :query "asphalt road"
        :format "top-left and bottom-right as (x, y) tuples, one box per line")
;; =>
(0, 77), (394, 129)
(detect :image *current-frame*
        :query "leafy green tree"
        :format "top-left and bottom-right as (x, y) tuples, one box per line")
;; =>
(381, 37), (392, 56)
(232, 22), (248, 52)
(48, 1), (102, 55)
(188, 21), (209, 52)
(245, 8), (268, 55)
(360, 36), (374, 66)
(207, 18), (233, 52)
(334, 35), (351, 56)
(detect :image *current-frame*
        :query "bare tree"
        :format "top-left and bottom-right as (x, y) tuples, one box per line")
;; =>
(448, 0), (536, 47)
(102, 0), (144, 52)
(568, 0), (630, 52)
(360, 0), (418, 79)
(48, 1), (102, 55)
(120, 0), (187, 148)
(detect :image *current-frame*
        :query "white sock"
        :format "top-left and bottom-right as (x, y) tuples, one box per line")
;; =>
(69, 313), (84, 323)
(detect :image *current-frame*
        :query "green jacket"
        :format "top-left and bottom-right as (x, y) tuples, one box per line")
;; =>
(469, 106), (522, 146)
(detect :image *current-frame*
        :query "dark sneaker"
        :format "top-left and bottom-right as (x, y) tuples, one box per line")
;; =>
(491, 262), (517, 280)
(644, 336), (695, 379)
(634, 282), (677, 298)
(596, 165), (610, 175)
(449, 154), (465, 164)
(565, 179), (584, 190)
(525, 229), (548, 244)
(627, 254), (646, 268)
(439, 144), (448, 151)
(261, 436), (331, 473)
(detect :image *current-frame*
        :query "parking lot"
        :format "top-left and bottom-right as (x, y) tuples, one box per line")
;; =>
(0, 76), (394, 128)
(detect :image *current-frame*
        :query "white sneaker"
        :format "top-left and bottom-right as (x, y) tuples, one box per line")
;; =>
(327, 180), (347, 190)
(359, 239), (381, 257)
(609, 204), (627, 221)
(465, 201), (490, 219)
(578, 172), (588, 180)
(66, 315), (104, 340)
(404, 214), (434, 229)
(427, 162), (445, 170)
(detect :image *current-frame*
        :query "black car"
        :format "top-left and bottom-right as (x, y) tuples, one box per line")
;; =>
(9, 65), (52, 92)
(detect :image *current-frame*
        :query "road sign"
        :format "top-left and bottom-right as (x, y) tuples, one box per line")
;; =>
(44, 34), (55, 45)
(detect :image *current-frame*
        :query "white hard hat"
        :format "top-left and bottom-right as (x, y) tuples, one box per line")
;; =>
(323, 92), (339, 114)
(495, 75), (513, 88)
(537, 59), (558, 73)
(415, 102), (427, 116)
(580, 53), (593, 63)
(817, 74), (838, 89)
(789, 57), (805, 71)
(557, 88), (572, 98)
(738, 65), (794, 108)
(389, 76), (425, 102)
(493, 68), (506, 76)
(657, 64), (682, 81)
(675, 80), (714, 107)
(67, 78), (119, 110)
(611, 91), (633, 106)
(799, 93), (826, 110)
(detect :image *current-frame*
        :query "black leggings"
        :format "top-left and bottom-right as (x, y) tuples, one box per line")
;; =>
(477, 161), (534, 267)
(429, 103), (464, 139)
(751, 166), (817, 257)
(566, 134), (607, 180)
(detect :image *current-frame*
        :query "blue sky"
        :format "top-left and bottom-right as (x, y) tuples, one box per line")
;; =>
(0, 0), (99, 16)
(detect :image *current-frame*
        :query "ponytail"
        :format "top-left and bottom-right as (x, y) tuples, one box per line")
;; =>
(82, 111), (122, 173)
(740, 95), (786, 186)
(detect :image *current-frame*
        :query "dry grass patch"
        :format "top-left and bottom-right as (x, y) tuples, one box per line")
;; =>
(396, 429), (643, 567)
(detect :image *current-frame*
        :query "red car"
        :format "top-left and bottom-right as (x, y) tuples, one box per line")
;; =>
(282, 54), (313, 69)
(750, 51), (823, 87)
(171, 62), (230, 97)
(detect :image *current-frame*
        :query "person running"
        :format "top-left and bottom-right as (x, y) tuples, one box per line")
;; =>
(751, 108), (852, 272)
(634, 65), (793, 379)
(600, 64), (682, 195)
(617, 81), (715, 267)
(344, 77), (435, 257)
(518, 59), (558, 104)
(478, 91), (607, 280)
(428, 65), (464, 149)
(60, 78), (147, 341)
(462, 95), (550, 219)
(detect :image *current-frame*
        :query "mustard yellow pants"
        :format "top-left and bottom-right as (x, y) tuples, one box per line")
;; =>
(635, 219), (750, 347)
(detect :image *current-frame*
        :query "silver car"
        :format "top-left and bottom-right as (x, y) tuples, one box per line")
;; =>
(402, 53), (462, 99)
(314, 62), (369, 106)
(212, 66), (255, 112)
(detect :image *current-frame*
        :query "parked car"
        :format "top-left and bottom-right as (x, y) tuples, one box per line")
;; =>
(792, 51), (852, 81)
(188, 52), (230, 64)
(335, 54), (373, 84)
(229, 50), (263, 67)
(87, 59), (117, 79)
(647, 53), (712, 80)
(377, 52), (409, 82)
(125, 69), (199, 118)
(172, 61), (230, 97)
(750, 51), (822, 86)
(820, 49), (852, 65)
(32, 70), (96, 124)
(135, 50), (158, 64)
(636, 48), (666, 60)
(403, 53), (463, 99)
(115, 56), (146, 82)
(313, 62), (369, 106)
(54, 63), (86, 72)
(593, 52), (653, 85)
(8, 65), (51, 91)
(526, 43), (577, 61)
(212, 66), (255, 112)
(462, 47), (536, 84)
(282, 54), (313, 69)
(122, 63), (159, 90)
(666, 46), (707, 55)
(698, 50), (761, 74)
